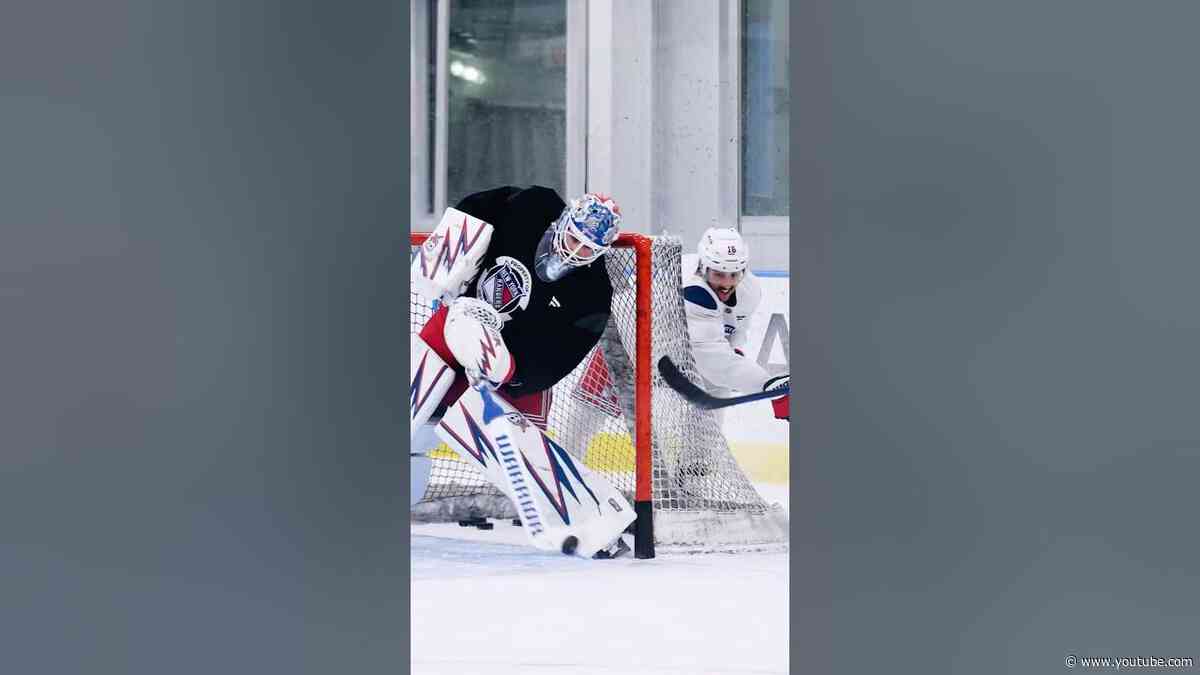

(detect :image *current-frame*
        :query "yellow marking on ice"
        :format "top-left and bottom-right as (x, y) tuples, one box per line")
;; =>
(728, 441), (790, 484)
(581, 432), (636, 473)
(429, 437), (787, 483)
(427, 434), (635, 473)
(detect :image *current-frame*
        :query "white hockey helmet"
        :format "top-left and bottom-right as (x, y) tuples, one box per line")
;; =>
(697, 227), (749, 274)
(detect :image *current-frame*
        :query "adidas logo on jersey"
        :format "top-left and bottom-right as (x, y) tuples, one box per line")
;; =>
(549, 296), (561, 308)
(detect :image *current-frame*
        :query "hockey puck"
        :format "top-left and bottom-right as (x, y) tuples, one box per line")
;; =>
(475, 522), (494, 530)
(511, 518), (522, 527)
(560, 536), (579, 556)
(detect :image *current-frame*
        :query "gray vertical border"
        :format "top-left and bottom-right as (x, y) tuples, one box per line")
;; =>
(789, 1), (833, 672)
(787, 1), (1200, 671)
(399, 1), (413, 668)
(1, 2), (412, 672)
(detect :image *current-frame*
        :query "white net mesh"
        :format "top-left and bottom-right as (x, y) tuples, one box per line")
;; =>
(411, 234), (787, 552)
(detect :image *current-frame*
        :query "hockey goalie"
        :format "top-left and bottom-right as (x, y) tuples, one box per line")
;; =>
(410, 186), (634, 559)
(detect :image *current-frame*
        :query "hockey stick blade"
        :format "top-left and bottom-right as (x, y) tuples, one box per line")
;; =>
(656, 356), (789, 410)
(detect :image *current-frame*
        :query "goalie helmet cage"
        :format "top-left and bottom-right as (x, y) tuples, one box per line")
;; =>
(410, 232), (788, 558)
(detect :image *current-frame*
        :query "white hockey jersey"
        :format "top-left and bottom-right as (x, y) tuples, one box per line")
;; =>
(681, 254), (770, 394)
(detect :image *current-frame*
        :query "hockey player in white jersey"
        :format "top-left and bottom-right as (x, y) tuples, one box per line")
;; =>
(682, 227), (789, 421)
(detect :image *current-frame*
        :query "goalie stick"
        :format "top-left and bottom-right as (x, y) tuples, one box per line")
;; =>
(657, 356), (789, 410)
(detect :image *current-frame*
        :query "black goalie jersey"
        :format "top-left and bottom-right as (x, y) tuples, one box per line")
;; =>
(454, 185), (614, 399)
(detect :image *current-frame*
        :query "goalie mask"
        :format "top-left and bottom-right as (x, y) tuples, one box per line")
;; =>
(534, 193), (621, 282)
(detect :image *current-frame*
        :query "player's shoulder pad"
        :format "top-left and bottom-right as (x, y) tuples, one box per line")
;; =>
(682, 282), (719, 311)
(502, 186), (567, 240)
(512, 185), (566, 212)
(452, 186), (521, 231)
(737, 271), (763, 310)
(455, 185), (520, 212)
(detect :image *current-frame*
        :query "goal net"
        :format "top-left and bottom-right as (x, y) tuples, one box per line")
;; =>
(410, 232), (788, 557)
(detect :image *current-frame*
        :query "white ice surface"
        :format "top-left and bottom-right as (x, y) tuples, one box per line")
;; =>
(411, 484), (789, 675)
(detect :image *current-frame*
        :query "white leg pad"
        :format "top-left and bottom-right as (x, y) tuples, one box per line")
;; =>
(435, 386), (635, 558)
(410, 333), (455, 440)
